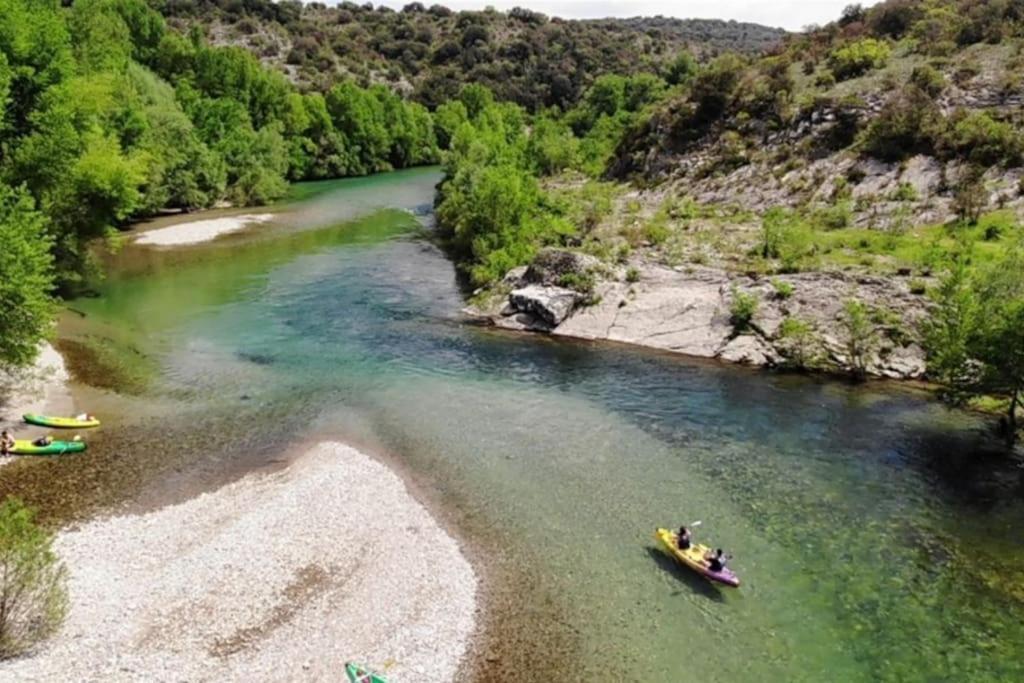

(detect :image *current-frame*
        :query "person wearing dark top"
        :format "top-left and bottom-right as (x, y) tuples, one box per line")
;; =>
(0, 430), (14, 456)
(676, 526), (692, 550)
(705, 548), (726, 572)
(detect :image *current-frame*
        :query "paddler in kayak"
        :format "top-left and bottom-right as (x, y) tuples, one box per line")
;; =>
(705, 548), (728, 572)
(676, 525), (692, 550)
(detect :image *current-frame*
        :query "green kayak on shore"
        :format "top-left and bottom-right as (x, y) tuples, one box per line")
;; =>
(345, 662), (387, 683)
(10, 439), (87, 455)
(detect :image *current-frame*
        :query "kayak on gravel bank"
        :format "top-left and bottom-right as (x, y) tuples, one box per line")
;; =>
(9, 439), (87, 456)
(23, 413), (100, 429)
(346, 663), (387, 683)
(655, 527), (741, 588)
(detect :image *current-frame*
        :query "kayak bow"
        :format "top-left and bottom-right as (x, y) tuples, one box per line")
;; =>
(345, 662), (387, 683)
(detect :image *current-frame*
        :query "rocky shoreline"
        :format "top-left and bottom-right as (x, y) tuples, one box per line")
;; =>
(470, 249), (929, 380)
(0, 343), (73, 444)
(1, 442), (478, 682)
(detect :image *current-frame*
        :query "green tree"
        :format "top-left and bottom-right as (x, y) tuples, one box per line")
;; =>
(665, 50), (698, 86)
(0, 185), (54, 366)
(841, 298), (877, 379)
(828, 38), (891, 80)
(777, 316), (819, 370)
(924, 251), (1024, 442)
(0, 497), (68, 658)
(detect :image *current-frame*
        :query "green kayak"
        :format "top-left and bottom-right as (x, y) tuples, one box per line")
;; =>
(10, 439), (87, 455)
(345, 663), (387, 683)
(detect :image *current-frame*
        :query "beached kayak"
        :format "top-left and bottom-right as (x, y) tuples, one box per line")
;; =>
(345, 663), (387, 683)
(655, 528), (740, 587)
(23, 413), (100, 429)
(9, 439), (87, 455)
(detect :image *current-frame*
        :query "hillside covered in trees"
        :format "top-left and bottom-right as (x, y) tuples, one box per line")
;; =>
(160, 0), (786, 110)
(0, 0), (784, 371)
(435, 0), (1024, 438)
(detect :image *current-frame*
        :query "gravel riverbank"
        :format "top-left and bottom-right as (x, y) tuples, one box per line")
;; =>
(134, 213), (273, 246)
(0, 442), (478, 682)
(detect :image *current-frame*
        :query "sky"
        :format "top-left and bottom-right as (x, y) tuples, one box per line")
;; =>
(375, 1), (883, 31)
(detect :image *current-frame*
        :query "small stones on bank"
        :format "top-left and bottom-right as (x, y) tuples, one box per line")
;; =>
(0, 443), (477, 682)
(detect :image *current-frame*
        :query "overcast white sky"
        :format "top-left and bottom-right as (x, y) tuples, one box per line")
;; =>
(375, 1), (883, 31)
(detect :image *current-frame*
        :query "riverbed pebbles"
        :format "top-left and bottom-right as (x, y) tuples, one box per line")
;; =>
(0, 443), (477, 682)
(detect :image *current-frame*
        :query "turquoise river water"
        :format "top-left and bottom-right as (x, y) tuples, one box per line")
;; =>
(58, 168), (1024, 681)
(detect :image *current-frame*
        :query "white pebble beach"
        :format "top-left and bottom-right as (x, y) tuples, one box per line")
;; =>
(0, 442), (478, 682)
(134, 214), (274, 246)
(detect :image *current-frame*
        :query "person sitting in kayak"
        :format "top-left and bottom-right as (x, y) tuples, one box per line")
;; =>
(0, 430), (14, 455)
(33, 435), (53, 447)
(705, 548), (727, 572)
(676, 526), (692, 550)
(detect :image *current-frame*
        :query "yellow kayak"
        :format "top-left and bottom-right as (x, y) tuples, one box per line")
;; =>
(655, 528), (740, 587)
(23, 413), (100, 429)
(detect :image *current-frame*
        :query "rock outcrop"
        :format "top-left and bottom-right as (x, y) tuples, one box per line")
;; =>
(477, 259), (930, 380)
(508, 285), (581, 327)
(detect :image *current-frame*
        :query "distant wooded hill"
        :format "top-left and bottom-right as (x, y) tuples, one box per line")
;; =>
(157, 1), (787, 110)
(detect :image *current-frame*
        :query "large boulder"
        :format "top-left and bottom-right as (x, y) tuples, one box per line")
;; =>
(509, 285), (580, 326)
(718, 334), (779, 366)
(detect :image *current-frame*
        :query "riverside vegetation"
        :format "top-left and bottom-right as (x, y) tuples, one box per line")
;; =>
(0, 498), (67, 658)
(0, 0), (781, 372)
(435, 0), (1024, 441)
(2, 0), (1023, 437)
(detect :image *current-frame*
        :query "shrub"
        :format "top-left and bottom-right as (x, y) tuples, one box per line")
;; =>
(892, 182), (918, 202)
(860, 86), (942, 161)
(772, 279), (794, 300)
(909, 65), (946, 97)
(761, 207), (814, 271)
(729, 287), (759, 333)
(0, 498), (68, 658)
(816, 200), (852, 229)
(942, 111), (1023, 166)
(691, 53), (745, 124)
(952, 168), (988, 225)
(625, 266), (640, 283)
(666, 50), (698, 86)
(777, 316), (818, 369)
(841, 298), (878, 378)
(868, 0), (923, 39)
(558, 271), (596, 295)
(827, 38), (891, 81)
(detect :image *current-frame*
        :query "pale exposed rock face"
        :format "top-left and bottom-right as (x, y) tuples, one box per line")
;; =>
(508, 285), (580, 327)
(719, 335), (779, 366)
(483, 261), (930, 380)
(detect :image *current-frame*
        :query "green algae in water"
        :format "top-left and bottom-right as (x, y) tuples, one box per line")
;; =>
(28, 168), (1024, 681)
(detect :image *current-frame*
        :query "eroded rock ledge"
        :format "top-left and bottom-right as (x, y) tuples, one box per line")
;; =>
(470, 250), (928, 380)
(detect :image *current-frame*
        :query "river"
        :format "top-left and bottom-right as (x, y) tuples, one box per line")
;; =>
(34, 167), (1024, 681)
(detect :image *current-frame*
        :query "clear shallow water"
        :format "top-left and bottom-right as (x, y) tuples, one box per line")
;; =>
(66, 168), (1024, 681)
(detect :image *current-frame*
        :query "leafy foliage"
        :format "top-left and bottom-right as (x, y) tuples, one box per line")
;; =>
(729, 288), (759, 333)
(923, 250), (1024, 440)
(840, 298), (877, 379)
(0, 498), (68, 659)
(827, 38), (891, 81)
(0, 186), (54, 367)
